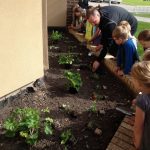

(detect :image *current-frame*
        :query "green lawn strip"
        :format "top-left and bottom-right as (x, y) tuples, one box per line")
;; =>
(132, 13), (150, 18)
(123, 0), (150, 6)
(135, 21), (150, 56)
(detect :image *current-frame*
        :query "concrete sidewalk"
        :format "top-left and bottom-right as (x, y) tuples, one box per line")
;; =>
(135, 16), (150, 22)
(89, 2), (150, 13)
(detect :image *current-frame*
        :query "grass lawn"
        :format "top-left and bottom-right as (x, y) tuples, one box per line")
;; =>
(123, 0), (150, 6)
(135, 21), (150, 56)
(132, 13), (150, 18)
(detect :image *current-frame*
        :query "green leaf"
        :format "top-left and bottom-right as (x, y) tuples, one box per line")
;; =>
(60, 129), (72, 145)
(64, 71), (82, 91)
(44, 124), (53, 135)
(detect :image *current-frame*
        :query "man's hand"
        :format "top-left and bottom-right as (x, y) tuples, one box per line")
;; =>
(96, 44), (103, 51)
(92, 61), (100, 72)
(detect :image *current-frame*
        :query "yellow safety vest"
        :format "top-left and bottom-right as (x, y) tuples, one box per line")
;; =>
(85, 20), (93, 41)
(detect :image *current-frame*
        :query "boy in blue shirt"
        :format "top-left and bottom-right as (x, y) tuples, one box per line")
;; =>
(112, 25), (139, 75)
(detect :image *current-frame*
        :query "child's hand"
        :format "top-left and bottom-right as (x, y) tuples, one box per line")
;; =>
(68, 26), (72, 29)
(115, 66), (120, 73)
(117, 70), (124, 76)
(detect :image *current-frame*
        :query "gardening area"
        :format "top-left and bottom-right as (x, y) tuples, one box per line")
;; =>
(0, 29), (134, 150)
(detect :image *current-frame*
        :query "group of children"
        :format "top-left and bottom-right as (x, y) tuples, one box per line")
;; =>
(69, 4), (150, 150)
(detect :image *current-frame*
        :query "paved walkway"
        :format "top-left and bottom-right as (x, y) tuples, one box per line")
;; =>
(135, 16), (150, 22)
(89, 2), (150, 13)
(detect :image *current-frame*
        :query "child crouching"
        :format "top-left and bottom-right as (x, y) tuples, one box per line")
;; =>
(112, 25), (139, 75)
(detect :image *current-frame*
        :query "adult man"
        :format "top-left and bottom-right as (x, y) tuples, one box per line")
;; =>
(89, 6), (137, 72)
(78, 0), (89, 9)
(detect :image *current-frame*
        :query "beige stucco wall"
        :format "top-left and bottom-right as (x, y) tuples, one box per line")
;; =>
(0, 0), (44, 97)
(47, 0), (67, 27)
(42, 0), (49, 70)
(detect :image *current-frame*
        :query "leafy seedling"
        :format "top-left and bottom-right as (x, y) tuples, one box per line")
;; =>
(64, 71), (82, 93)
(58, 53), (74, 67)
(50, 30), (63, 43)
(60, 129), (72, 145)
(3, 108), (40, 145)
(44, 117), (54, 135)
(41, 107), (50, 113)
(89, 101), (97, 113)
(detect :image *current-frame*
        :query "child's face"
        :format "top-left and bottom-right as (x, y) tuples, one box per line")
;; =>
(113, 37), (123, 45)
(139, 40), (150, 50)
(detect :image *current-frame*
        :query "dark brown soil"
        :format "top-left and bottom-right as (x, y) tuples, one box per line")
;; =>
(0, 29), (133, 150)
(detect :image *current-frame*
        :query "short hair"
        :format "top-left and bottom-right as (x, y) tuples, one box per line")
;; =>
(143, 49), (150, 61)
(138, 30), (150, 41)
(86, 6), (94, 19)
(131, 61), (150, 88)
(119, 21), (131, 32)
(90, 7), (101, 18)
(112, 25), (129, 40)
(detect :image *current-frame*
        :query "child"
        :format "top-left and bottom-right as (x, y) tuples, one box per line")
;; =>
(112, 25), (139, 75)
(131, 61), (150, 150)
(138, 30), (150, 51)
(119, 21), (137, 49)
(69, 7), (84, 31)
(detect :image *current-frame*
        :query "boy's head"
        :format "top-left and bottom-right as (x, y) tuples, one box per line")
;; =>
(138, 30), (150, 50)
(131, 61), (150, 92)
(112, 25), (129, 45)
(119, 21), (131, 32)
(143, 49), (150, 61)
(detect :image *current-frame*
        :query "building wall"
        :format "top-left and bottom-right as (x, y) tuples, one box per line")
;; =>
(0, 0), (44, 97)
(42, 0), (49, 70)
(47, 0), (67, 27)
(67, 0), (79, 25)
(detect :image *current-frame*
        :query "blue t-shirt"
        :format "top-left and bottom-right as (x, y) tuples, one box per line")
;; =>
(136, 93), (150, 150)
(117, 38), (139, 74)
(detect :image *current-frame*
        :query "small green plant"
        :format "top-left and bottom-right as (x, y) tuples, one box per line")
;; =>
(64, 71), (82, 92)
(44, 117), (54, 135)
(60, 129), (72, 145)
(58, 53), (74, 65)
(50, 30), (63, 42)
(41, 107), (50, 113)
(89, 101), (97, 113)
(3, 108), (40, 145)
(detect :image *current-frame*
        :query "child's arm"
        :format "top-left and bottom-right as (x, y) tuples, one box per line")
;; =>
(124, 44), (135, 74)
(134, 106), (145, 149)
(116, 47), (121, 69)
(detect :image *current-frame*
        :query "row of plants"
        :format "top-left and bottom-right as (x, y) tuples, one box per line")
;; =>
(2, 101), (104, 147)
(2, 107), (75, 148)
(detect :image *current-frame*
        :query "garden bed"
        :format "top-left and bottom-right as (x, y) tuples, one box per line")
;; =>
(0, 29), (133, 150)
